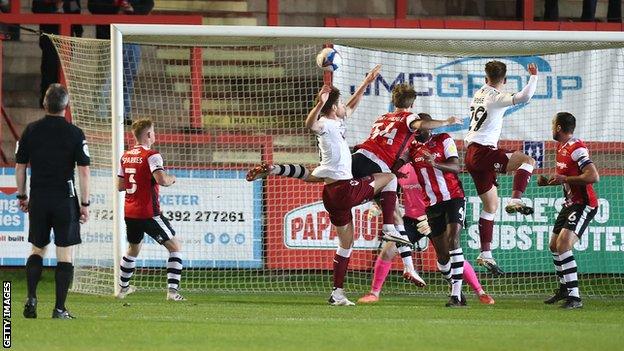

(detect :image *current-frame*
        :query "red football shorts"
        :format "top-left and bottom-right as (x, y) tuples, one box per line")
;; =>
(465, 143), (511, 195)
(322, 176), (376, 226)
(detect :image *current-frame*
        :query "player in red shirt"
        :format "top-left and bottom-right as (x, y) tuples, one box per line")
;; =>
(116, 119), (185, 301)
(352, 83), (461, 243)
(538, 112), (599, 309)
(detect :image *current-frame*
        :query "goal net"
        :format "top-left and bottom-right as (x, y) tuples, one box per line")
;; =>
(49, 26), (624, 298)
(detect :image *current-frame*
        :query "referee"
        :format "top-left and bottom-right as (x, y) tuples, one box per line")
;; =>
(15, 84), (91, 319)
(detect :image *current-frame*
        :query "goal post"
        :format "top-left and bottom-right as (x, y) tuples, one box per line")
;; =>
(49, 25), (624, 298)
(111, 25), (125, 297)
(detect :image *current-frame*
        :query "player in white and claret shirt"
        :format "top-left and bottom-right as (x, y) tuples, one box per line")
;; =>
(248, 65), (401, 306)
(306, 66), (406, 306)
(464, 61), (538, 275)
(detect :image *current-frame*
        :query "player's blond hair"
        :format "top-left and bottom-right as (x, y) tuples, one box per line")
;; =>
(131, 118), (153, 140)
(391, 83), (416, 108)
(485, 60), (507, 85)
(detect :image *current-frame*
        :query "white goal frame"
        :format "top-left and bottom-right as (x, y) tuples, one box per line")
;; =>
(109, 24), (624, 296)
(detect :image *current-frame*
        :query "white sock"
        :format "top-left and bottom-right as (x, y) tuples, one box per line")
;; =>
(450, 248), (465, 298)
(167, 251), (183, 291)
(397, 245), (414, 272)
(120, 255), (137, 289)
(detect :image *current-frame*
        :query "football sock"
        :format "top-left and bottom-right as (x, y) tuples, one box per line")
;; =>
(54, 262), (73, 311)
(551, 251), (565, 285)
(167, 251), (183, 291)
(120, 255), (137, 289)
(463, 260), (483, 295)
(437, 260), (451, 282)
(478, 210), (495, 253)
(26, 254), (43, 299)
(397, 245), (414, 272)
(270, 164), (309, 180)
(333, 247), (352, 289)
(560, 250), (580, 298)
(371, 257), (392, 296)
(450, 248), (465, 298)
(511, 163), (534, 199)
(379, 177), (398, 225)
(380, 193), (397, 225)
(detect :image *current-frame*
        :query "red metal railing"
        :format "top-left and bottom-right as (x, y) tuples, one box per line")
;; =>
(324, 0), (624, 31)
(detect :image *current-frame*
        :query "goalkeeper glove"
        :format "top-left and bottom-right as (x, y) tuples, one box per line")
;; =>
(415, 215), (431, 236)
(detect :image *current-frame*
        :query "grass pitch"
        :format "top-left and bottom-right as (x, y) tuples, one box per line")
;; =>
(5, 271), (624, 351)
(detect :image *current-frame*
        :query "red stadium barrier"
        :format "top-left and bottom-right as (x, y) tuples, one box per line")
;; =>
(324, 0), (624, 31)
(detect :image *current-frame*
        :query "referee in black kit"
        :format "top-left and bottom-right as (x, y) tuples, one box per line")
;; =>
(15, 84), (91, 319)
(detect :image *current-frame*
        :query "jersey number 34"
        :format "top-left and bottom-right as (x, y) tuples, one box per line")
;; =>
(370, 122), (398, 145)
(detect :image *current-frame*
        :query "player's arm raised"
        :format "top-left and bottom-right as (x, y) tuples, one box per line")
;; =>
(508, 63), (538, 106)
(305, 85), (332, 132)
(345, 64), (381, 114)
(410, 116), (462, 131)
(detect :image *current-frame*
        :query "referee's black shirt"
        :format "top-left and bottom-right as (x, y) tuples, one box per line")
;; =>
(15, 115), (91, 197)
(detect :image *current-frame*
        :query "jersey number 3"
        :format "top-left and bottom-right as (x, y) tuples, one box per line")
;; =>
(469, 106), (488, 132)
(125, 168), (137, 194)
(370, 122), (398, 145)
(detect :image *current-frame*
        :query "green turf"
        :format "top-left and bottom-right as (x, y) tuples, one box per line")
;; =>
(5, 271), (624, 351)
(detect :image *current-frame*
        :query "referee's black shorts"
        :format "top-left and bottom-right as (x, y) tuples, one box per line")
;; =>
(28, 193), (81, 248)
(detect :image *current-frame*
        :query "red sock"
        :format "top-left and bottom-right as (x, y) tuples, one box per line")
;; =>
(333, 254), (350, 289)
(379, 191), (397, 225)
(512, 167), (533, 199)
(478, 217), (493, 252)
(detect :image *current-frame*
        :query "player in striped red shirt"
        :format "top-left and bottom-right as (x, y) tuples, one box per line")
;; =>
(538, 112), (599, 309)
(116, 119), (185, 301)
(405, 113), (468, 306)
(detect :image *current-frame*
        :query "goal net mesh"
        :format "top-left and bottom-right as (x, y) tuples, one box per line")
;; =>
(48, 30), (624, 298)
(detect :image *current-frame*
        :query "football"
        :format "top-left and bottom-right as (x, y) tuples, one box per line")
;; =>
(315, 47), (342, 72)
